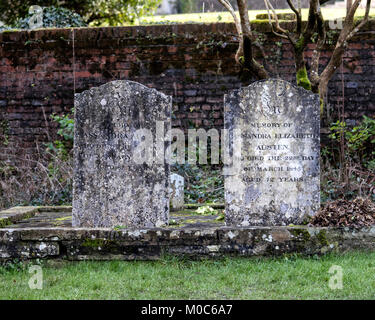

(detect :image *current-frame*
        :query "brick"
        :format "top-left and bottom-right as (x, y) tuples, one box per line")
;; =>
(0, 25), (374, 160)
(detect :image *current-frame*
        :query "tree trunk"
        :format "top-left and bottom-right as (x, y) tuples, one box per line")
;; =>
(294, 38), (312, 91)
(237, 0), (269, 81)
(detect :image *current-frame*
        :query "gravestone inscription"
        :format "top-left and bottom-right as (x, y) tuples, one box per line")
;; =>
(224, 79), (320, 226)
(72, 80), (171, 228)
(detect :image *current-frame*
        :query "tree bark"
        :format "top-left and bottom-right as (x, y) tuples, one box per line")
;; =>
(242, 35), (269, 80)
(237, 0), (269, 80)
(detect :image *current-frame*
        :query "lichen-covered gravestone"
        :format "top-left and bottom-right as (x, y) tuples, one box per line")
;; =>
(72, 80), (172, 228)
(170, 173), (184, 210)
(224, 79), (320, 226)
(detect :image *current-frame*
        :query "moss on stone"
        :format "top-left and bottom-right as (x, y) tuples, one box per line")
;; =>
(38, 206), (72, 213)
(174, 210), (195, 215)
(316, 230), (329, 246)
(255, 13), (296, 20)
(21, 212), (35, 221)
(55, 216), (71, 221)
(82, 239), (114, 248)
(250, 20), (271, 26)
(53, 216), (72, 226)
(113, 225), (127, 230)
(183, 218), (200, 224)
(0, 218), (11, 228)
(166, 224), (183, 228)
(0, 29), (19, 33)
(290, 228), (311, 242)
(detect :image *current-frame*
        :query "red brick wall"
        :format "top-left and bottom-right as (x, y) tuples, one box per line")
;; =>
(0, 22), (374, 158)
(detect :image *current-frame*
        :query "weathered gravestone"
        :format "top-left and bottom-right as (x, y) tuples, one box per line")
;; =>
(170, 173), (184, 210)
(224, 79), (320, 226)
(72, 80), (172, 228)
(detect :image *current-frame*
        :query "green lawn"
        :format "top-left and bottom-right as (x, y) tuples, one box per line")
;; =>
(139, 8), (375, 25)
(1, 251), (375, 299)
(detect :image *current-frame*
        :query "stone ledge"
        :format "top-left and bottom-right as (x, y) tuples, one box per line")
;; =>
(1, 206), (375, 261)
(0, 206), (39, 228)
(0, 206), (71, 228)
(1, 20), (374, 44)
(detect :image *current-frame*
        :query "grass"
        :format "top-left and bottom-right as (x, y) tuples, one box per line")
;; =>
(139, 8), (375, 25)
(1, 251), (375, 299)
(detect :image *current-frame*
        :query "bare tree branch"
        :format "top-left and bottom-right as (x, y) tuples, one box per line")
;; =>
(238, 0), (269, 79)
(286, 0), (302, 34)
(318, 0), (372, 105)
(217, 0), (242, 36)
(303, 0), (318, 44)
(347, 0), (371, 40)
(310, 3), (326, 89)
(237, 0), (252, 36)
(264, 0), (289, 38)
(216, 0), (371, 108)
(217, 0), (244, 64)
(217, 0), (269, 79)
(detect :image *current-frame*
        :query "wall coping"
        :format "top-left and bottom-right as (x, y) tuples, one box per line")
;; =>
(1, 19), (375, 44)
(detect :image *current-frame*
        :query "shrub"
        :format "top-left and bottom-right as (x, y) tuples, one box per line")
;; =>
(0, 0), (161, 27)
(0, 110), (74, 210)
(329, 115), (375, 169)
(321, 116), (375, 203)
(46, 109), (74, 159)
(172, 163), (224, 204)
(0, 23), (12, 31)
(12, 6), (87, 29)
(0, 148), (73, 210)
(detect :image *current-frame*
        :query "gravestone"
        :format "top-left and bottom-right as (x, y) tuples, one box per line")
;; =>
(170, 173), (184, 210)
(72, 80), (172, 228)
(224, 79), (320, 226)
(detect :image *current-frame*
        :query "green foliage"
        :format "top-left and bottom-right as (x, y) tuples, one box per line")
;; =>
(295, 36), (304, 50)
(89, 0), (162, 26)
(321, 116), (375, 203)
(0, 109), (76, 209)
(52, 110), (74, 142)
(329, 116), (375, 169)
(0, 259), (26, 273)
(0, 23), (12, 31)
(0, 1), (82, 25)
(45, 109), (74, 159)
(195, 205), (219, 215)
(1, 252), (375, 299)
(13, 6), (87, 29)
(172, 163), (224, 204)
(0, 0), (160, 27)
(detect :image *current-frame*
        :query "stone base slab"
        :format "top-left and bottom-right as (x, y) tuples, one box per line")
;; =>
(1, 206), (375, 261)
